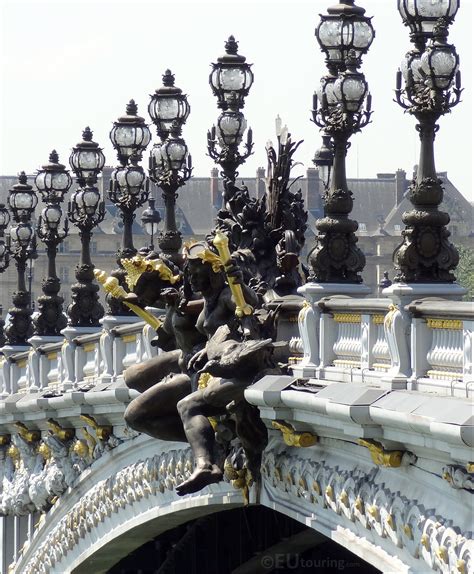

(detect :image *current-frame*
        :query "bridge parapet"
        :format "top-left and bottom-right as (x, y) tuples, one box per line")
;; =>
(0, 296), (473, 573)
(0, 311), (161, 397)
(292, 293), (474, 397)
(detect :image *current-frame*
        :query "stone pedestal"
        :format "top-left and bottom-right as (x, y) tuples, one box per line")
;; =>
(0, 345), (29, 397)
(99, 315), (141, 385)
(27, 336), (63, 393)
(60, 326), (101, 390)
(292, 282), (371, 379)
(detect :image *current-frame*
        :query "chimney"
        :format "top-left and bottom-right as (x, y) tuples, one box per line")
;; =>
(210, 167), (220, 209)
(306, 168), (323, 213)
(256, 167), (265, 199)
(395, 168), (407, 206)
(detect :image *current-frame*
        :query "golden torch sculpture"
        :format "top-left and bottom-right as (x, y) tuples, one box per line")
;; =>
(212, 231), (253, 318)
(94, 269), (162, 330)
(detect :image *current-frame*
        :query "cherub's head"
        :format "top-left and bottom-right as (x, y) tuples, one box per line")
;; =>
(122, 254), (181, 307)
(183, 242), (224, 296)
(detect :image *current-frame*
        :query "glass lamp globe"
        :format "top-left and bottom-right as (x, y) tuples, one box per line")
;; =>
(8, 172), (38, 220)
(141, 198), (161, 237)
(74, 187), (101, 216)
(216, 111), (247, 146)
(35, 150), (72, 202)
(398, 0), (459, 37)
(149, 142), (165, 182)
(110, 100), (151, 165)
(148, 70), (190, 138)
(313, 135), (334, 188)
(42, 204), (62, 230)
(420, 23), (459, 89)
(164, 142), (187, 171)
(209, 36), (254, 109)
(334, 65), (368, 112)
(11, 223), (33, 247)
(316, 1), (374, 68)
(317, 72), (339, 108)
(111, 166), (146, 197)
(69, 127), (106, 184)
(0, 203), (10, 231)
(401, 50), (425, 87)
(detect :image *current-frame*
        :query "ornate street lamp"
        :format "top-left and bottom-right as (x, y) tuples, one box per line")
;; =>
(148, 72), (192, 265)
(33, 151), (71, 336)
(208, 37), (254, 197)
(5, 172), (37, 345)
(0, 305), (5, 348)
(309, 35), (372, 283)
(393, 15), (462, 283)
(209, 35), (254, 110)
(151, 121), (192, 263)
(148, 70), (190, 141)
(107, 101), (151, 314)
(398, 0), (459, 49)
(67, 128), (106, 327)
(313, 134), (334, 191)
(110, 99), (151, 166)
(69, 126), (105, 186)
(0, 203), (11, 274)
(315, 0), (374, 69)
(140, 197), (161, 252)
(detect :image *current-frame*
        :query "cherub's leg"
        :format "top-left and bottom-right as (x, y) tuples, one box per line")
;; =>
(124, 349), (181, 393)
(124, 373), (191, 442)
(175, 379), (247, 495)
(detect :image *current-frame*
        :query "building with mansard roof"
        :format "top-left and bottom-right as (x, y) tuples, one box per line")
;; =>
(0, 167), (472, 314)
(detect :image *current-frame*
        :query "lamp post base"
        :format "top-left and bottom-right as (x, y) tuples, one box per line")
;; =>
(67, 264), (104, 327)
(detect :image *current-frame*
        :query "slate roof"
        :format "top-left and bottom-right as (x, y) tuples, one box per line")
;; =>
(384, 173), (473, 235)
(1, 168), (472, 239)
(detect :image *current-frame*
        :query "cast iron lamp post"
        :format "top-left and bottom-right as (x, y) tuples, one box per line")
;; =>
(148, 69), (190, 142)
(140, 197), (161, 253)
(207, 36), (254, 200)
(0, 305), (5, 348)
(0, 203), (10, 274)
(33, 151), (72, 335)
(107, 100), (151, 314)
(394, 0), (461, 283)
(148, 71), (191, 264)
(309, 0), (374, 283)
(313, 134), (334, 192)
(5, 172), (37, 345)
(67, 127), (106, 327)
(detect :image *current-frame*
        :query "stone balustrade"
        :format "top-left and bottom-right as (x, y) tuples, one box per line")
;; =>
(0, 296), (473, 398)
(407, 299), (474, 397)
(0, 311), (161, 397)
(291, 293), (474, 396)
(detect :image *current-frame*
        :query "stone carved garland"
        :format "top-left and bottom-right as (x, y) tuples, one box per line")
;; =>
(0, 426), (122, 516)
(261, 450), (473, 574)
(7, 444), (473, 574)
(19, 447), (195, 574)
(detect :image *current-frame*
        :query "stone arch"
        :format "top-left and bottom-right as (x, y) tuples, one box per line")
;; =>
(11, 434), (471, 574)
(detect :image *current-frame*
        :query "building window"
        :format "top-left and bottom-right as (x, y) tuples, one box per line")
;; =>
(59, 241), (69, 253)
(394, 224), (401, 232)
(359, 223), (367, 232)
(91, 242), (97, 254)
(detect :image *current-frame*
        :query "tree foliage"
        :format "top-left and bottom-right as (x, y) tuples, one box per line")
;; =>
(455, 244), (474, 300)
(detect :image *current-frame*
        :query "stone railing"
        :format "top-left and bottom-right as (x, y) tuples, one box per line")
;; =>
(292, 293), (474, 396)
(407, 299), (473, 397)
(0, 294), (473, 398)
(0, 312), (161, 396)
